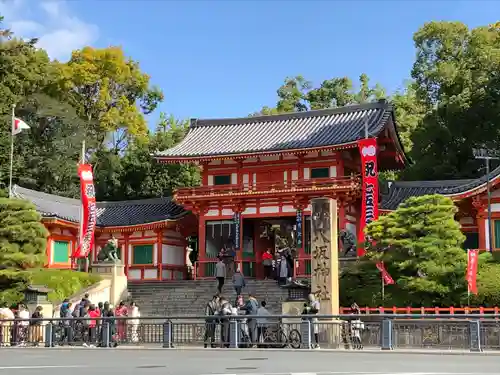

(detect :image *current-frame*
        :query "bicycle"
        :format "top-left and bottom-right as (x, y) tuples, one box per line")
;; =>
(262, 323), (302, 349)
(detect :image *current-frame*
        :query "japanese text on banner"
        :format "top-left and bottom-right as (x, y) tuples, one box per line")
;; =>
(357, 138), (379, 256)
(466, 249), (479, 295)
(73, 164), (97, 258)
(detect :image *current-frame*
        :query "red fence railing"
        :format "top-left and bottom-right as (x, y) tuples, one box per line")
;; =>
(339, 306), (500, 315)
(175, 176), (360, 200)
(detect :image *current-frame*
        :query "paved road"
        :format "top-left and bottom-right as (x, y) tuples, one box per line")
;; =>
(0, 349), (499, 375)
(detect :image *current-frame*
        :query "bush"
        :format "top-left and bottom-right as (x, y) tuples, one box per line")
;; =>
(28, 268), (101, 302)
(0, 268), (101, 304)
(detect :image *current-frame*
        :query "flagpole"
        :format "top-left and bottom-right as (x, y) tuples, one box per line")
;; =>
(467, 249), (471, 307)
(381, 274), (385, 304)
(77, 140), (86, 271)
(8, 104), (15, 198)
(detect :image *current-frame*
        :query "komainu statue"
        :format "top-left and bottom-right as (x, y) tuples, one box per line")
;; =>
(97, 236), (120, 263)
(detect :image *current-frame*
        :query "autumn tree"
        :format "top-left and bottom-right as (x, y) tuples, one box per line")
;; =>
(53, 46), (164, 149)
(0, 198), (48, 303)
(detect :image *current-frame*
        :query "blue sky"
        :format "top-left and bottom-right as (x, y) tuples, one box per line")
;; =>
(2, 0), (499, 127)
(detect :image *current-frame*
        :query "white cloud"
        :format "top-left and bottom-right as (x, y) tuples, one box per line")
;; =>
(0, 0), (99, 61)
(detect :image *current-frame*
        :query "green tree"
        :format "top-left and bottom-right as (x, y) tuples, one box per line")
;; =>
(94, 114), (200, 201)
(53, 46), (164, 148)
(254, 74), (386, 115)
(0, 16), (54, 190)
(0, 198), (48, 303)
(364, 194), (466, 306)
(407, 21), (500, 179)
(12, 94), (91, 198)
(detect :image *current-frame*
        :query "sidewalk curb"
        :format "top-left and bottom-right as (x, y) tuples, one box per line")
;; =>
(2, 346), (499, 356)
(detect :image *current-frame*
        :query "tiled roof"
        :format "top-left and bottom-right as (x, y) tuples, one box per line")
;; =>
(11, 185), (188, 227)
(380, 165), (500, 210)
(157, 100), (398, 158)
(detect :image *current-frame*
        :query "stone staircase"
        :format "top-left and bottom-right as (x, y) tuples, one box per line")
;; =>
(128, 279), (290, 317)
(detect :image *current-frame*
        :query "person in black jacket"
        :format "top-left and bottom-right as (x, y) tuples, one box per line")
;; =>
(204, 295), (219, 348)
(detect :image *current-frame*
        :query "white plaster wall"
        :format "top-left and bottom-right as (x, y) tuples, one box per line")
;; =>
(491, 203), (500, 212)
(284, 171), (288, 183)
(304, 168), (310, 179)
(206, 209), (219, 216)
(243, 174), (249, 185)
(144, 269), (157, 279)
(485, 219), (491, 250)
(231, 173), (237, 184)
(162, 244), (184, 265)
(222, 208), (233, 216)
(260, 206), (279, 214)
(329, 166), (337, 177)
(128, 269), (141, 280)
(282, 205), (296, 213)
(208, 175), (214, 186)
(291, 170), (298, 180)
(242, 207), (257, 215)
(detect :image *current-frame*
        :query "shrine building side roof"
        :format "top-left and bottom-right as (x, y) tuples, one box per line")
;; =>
(156, 100), (401, 159)
(11, 185), (188, 226)
(380, 165), (500, 210)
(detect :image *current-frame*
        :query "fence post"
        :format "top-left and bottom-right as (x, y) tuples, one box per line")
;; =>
(229, 319), (238, 348)
(101, 322), (110, 348)
(381, 319), (393, 350)
(162, 320), (172, 348)
(469, 320), (482, 352)
(300, 319), (311, 349)
(44, 323), (53, 348)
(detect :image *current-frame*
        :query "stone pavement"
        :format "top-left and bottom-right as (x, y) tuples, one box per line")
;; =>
(0, 348), (499, 375)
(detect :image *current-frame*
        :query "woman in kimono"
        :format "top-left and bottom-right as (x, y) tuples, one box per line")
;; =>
(114, 301), (128, 341)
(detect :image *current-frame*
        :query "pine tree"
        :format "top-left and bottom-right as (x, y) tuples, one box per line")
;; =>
(0, 198), (48, 300)
(365, 194), (466, 306)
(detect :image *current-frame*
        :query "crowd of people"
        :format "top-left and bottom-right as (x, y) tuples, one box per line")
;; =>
(0, 303), (44, 347)
(0, 294), (142, 348)
(203, 292), (324, 349)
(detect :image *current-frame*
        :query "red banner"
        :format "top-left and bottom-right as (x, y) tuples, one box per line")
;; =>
(73, 164), (97, 259)
(466, 249), (479, 295)
(376, 261), (395, 285)
(357, 138), (379, 256)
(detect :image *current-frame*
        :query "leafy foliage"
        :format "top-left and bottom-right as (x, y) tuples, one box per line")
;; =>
(0, 198), (48, 302)
(27, 268), (101, 303)
(364, 195), (466, 306)
(406, 21), (500, 179)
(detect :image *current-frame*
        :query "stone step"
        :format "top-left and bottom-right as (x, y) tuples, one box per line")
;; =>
(128, 279), (290, 317)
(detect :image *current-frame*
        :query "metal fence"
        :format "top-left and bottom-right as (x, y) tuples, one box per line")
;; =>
(0, 314), (498, 351)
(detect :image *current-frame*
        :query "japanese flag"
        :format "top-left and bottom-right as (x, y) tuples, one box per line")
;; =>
(12, 117), (30, 135)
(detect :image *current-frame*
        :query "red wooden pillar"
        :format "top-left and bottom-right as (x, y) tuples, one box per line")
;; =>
(156, 229), (163, 280)
(124, 233), (130, 277)
(198, 215), (206, 277)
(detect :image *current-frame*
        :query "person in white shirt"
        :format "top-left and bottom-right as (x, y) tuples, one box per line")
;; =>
(0, 303), (15, 346)
(128, 302), (140, 343)
(350, 308), (364, 349)
(17, 304), (30, 346)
